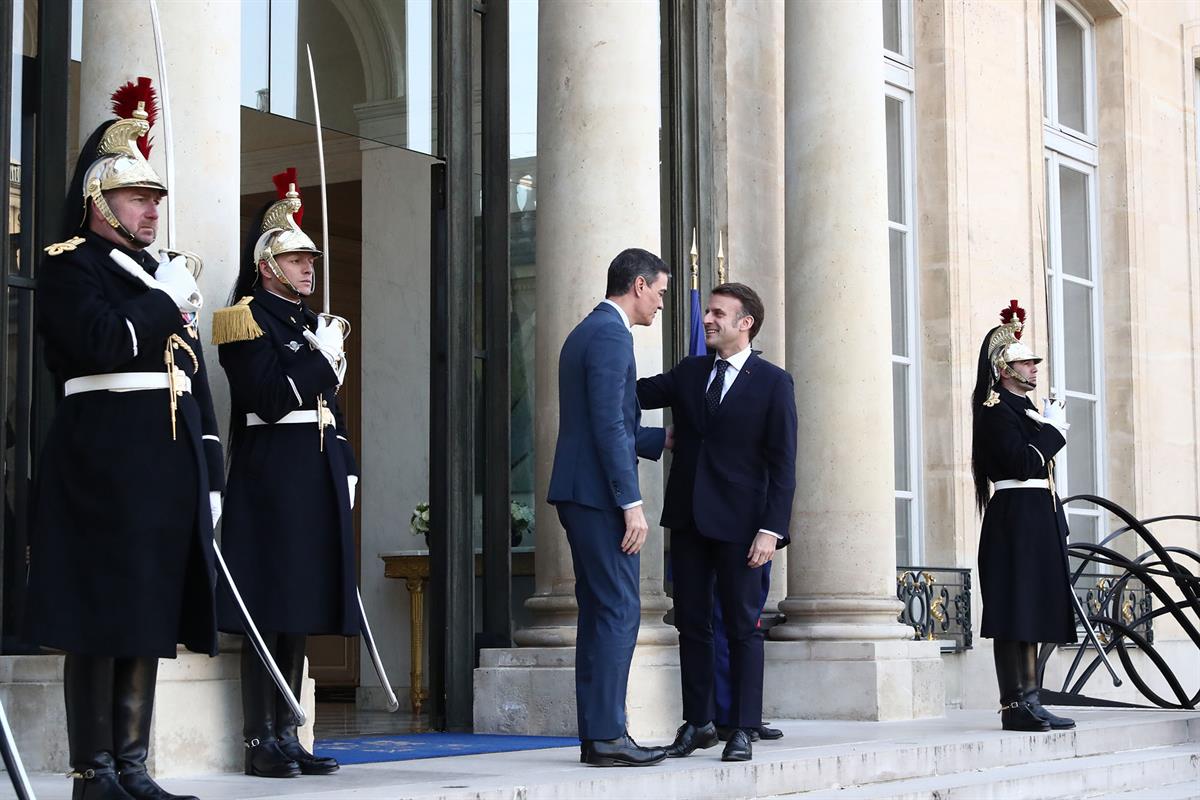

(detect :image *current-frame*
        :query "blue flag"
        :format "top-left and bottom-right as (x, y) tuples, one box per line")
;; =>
(688, 288), (707, 357)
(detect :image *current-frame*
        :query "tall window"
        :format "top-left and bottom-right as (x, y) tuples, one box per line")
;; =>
(884, 0), (922, 564)
(1043, 0), (1105, 546)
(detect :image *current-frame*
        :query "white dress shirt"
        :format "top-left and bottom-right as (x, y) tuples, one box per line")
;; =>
(706, 345), (781, 541)
(601, 298), (641, 510)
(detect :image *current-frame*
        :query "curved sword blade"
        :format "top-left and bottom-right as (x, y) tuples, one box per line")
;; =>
(147, 0), (176, 251)
(306, 45), (331, 315)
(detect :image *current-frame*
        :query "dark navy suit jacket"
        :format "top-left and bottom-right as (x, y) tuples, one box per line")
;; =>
(548, 302), (664, 511)
(637, 352), (797, 546)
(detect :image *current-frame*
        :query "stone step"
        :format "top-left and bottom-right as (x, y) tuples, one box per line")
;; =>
(1092, 781), (1200, 800)
(11, 709), (1200, 800)
(774, 743), (1200, 799)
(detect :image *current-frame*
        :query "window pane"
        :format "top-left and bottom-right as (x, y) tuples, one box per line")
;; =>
(1065, 397), (1097, 495)
(1066, 511), (1098, 546)
(893, 362), (910, 491)
(1063, 280), (1094, 393)
(241, 0), (270, 110)
(883, 0), (902, 55)
(1055, 7), (1087, 132)
(895, 497), (911, 564)
(886, 96), (905, 224)
(889, 229), (907, 356)
(1058, 165), (1091, 279)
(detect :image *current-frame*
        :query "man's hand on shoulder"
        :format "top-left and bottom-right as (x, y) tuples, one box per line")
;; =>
(747, 531), (778, 568)
(621, 505), (649, 555)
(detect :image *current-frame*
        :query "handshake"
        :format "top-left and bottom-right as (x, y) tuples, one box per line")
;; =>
(1025, 397), (1070, 435)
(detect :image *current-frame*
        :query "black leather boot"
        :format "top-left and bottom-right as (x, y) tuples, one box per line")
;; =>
(1019, 641), (1075, 730)
(65, 654), (134, 800)
(242, 637), (300, 778)
(993, 639), (1049, 732)
(274, 634), (338, 775)
(112, 657), (198, 800)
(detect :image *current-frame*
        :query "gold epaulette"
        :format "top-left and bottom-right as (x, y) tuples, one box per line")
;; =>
(43, 236), (85, 256)
(211, 297), (265, 345)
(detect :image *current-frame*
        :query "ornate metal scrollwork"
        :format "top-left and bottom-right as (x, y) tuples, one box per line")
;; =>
(1038, 495), (1200, 710)
(896, 566), (973, 652)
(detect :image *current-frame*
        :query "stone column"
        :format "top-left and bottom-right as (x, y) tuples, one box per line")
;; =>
(513, 0), (672, 648)
(475, 0), (679, 738)
(764, 0), (944, 721)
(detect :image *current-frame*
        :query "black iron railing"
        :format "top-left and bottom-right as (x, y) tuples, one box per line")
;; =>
(1073, 571), (1153, 646)
(896, 566), (973, 653)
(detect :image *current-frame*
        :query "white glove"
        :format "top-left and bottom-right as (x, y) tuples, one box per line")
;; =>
(348, 476), (358, 509)
(303, 318), (346, 382)
(1042, 397), (1070, 433)
(209, 491), (222, 527)
(154, 255), (203, 313)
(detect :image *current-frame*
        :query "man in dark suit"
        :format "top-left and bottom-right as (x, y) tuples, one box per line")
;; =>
(638, 282), (797, 763)
(548, 248), (670, 767)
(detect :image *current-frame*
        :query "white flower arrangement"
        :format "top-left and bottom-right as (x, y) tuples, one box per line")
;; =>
(410, 500), (431, 537)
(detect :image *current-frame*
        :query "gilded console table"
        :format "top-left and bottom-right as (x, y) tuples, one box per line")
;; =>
(380, 548), (534, 715)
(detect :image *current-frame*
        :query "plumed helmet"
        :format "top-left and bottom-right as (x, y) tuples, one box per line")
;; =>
(986, 299), (1041, 382)
(253, 168), (322, 264)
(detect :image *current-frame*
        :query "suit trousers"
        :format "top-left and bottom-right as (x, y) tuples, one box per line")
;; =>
(713, 560), (771, 726)
(557, 501), (641, 741)
(671, 527), (767, 729)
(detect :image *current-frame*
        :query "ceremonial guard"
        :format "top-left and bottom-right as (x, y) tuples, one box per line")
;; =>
(972, 300), (1078, 733)
(212, 169), (357, 779)
(24, 78), (221, 800)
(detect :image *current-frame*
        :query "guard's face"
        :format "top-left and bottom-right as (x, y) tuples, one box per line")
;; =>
(102, 187), (163, 247)
(631, 272), (669, 326)
(263, 252), (316, 296)
(704, 293), (752, 351)
(1008, 359), (1038, 387)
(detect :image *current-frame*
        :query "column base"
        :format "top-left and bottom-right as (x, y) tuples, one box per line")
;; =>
(473, 645), (681, 738)
(763, 639), (944, 721)
(0, 652), (316, 776)
(514, 592), (677, 647)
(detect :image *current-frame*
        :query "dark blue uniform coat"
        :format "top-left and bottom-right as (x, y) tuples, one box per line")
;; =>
(976, 389), (1078, 644)
(216, 288), (359, 636)
(25, 231), (224, 658)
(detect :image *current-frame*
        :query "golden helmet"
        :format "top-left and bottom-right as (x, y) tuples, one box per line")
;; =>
(253, 168), (322, 264)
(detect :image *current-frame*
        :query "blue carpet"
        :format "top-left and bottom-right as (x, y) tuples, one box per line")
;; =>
(315, 733), (580, 764)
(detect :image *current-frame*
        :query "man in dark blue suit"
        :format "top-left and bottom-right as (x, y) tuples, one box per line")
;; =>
(547, 248), (670, 767)
(638, 282), (797, 763)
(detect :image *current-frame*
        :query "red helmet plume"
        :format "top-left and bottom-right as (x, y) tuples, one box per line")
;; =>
(272, 168), (303, 227)
(999, 299), (1026, 339)
(110, 77), (158, 159)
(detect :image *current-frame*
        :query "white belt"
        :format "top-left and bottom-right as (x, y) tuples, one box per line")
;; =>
(246, 408), (334, 427)
(993, 479), (1050, 491)
(64, 371), (191, 396)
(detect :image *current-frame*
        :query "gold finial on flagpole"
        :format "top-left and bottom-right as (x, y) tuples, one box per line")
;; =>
(716, 230), (726, 284)
(690, 227), (699, 290)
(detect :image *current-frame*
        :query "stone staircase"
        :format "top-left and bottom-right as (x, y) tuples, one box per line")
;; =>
(10, 708), (1200, 799)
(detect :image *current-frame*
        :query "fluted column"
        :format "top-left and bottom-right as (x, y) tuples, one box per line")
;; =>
(773, 0), (910, 642)
(514, 0), (673, 647)
(81, 0), (241, 430)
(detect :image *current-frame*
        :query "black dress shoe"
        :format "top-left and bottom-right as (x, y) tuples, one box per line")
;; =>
(1027, 701), (1076, 730)
(721, 729), (752, 762)
(756, 724), (784, 740)
(664, 722), (719, 758)
(582, 734), (667, 767)
(278, 738), (339, 775)
(244, 738), (301, 778)
(1000, 701), (1051, 732)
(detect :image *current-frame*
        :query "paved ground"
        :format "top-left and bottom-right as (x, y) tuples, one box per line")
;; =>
(6, 708), (1199, 800)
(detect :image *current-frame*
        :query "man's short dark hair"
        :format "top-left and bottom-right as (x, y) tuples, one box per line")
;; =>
(711, 282), (765, 341)
(605, 248), (669, 297)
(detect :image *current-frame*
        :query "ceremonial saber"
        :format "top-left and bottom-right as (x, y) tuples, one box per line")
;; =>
(307, 43), (395, 711)
(306, 45), (332, 316)
(0, 697), (35, 800)
(1069, 584), (1123, 687)
(147, 0), (201, 278)
(213, 543), (307, 724)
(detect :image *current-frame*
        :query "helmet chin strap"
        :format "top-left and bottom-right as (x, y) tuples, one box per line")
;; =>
(262, 253), (305, 299)
(1000, 363), (1036, 391)
(87, 184), (141, 244)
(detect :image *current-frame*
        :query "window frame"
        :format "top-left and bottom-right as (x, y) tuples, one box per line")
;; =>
(1043, 0), (1097, 147)
(885, 18), (923, 566)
